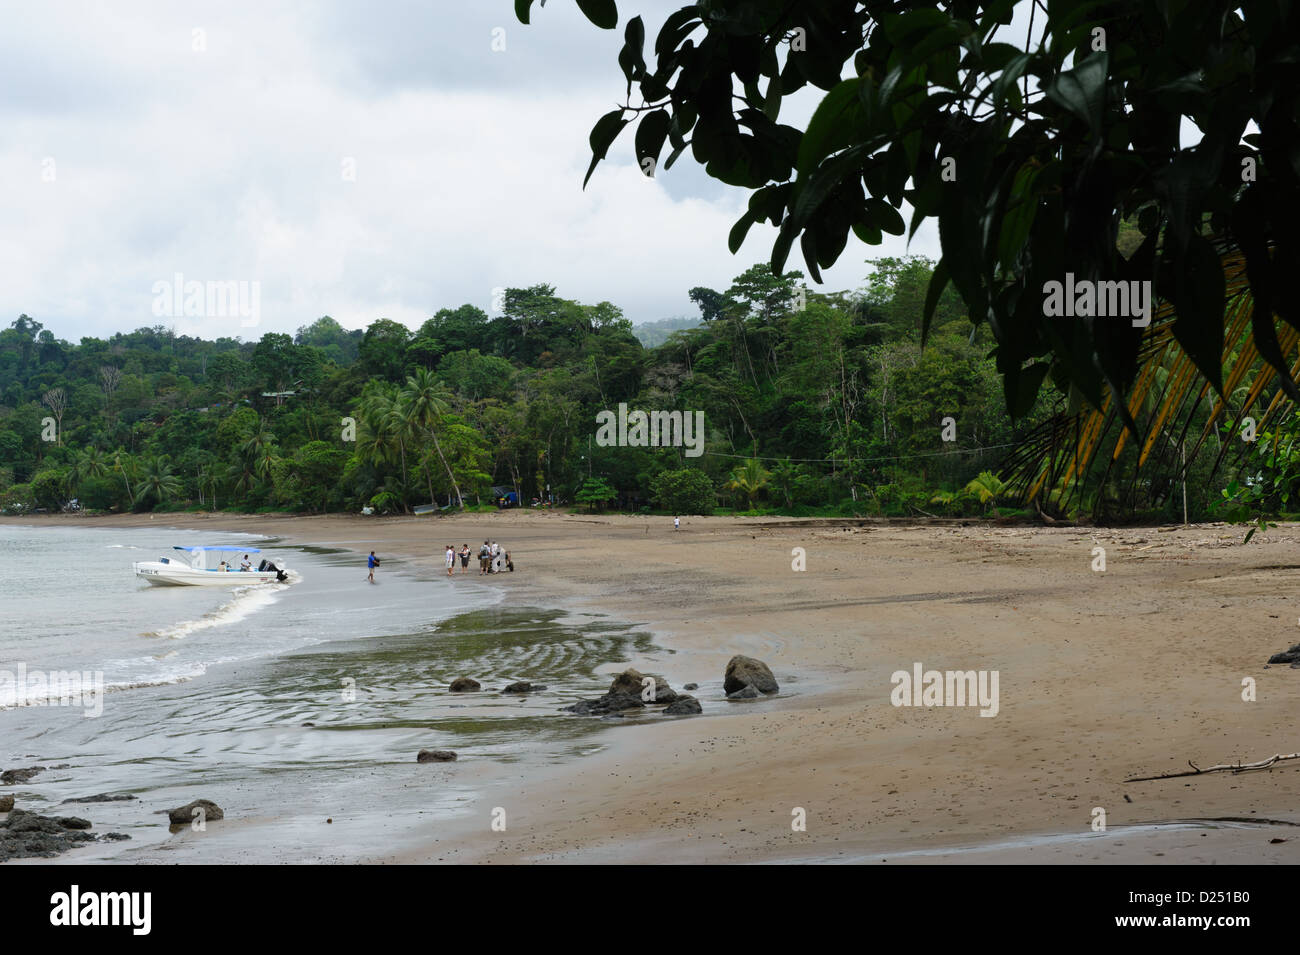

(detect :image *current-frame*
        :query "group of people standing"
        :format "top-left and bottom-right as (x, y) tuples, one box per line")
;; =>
(445, 541), (512, 576)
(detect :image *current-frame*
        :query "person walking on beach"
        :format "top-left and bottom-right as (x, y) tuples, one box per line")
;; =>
(367, 551), (379, 583)
(478, 540), (491, 575)
(674, 516), (680, 531)
(459, 544), (470, 574)
(444, 545), (455, 577)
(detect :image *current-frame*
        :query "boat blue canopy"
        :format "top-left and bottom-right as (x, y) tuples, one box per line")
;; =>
(174, 546), (263, 553)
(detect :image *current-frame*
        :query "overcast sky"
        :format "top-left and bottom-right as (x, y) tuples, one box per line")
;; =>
(2, 0), (942, 342)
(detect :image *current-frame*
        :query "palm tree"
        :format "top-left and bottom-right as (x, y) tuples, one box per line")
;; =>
(357, 383), (411, 507)
(68, 446), (108, 495)
(134, 455), (182, 507)
(401, 367), (464, 509)
(964, 470), (1007, 515)
(240, 419), (277, 480)
(724, 457), (771, 510)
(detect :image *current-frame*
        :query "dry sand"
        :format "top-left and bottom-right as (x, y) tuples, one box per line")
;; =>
(14, 509), (1300, 864)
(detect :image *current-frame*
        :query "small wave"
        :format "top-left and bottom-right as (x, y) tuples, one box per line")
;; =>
(145, 580), (291, 641)
(105, 544), (140, 549)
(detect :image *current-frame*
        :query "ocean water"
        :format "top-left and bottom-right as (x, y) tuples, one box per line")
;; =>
(0, 523), (667, 863)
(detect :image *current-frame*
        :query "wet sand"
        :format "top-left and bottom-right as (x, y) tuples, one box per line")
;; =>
(8, 510), (1300, 864)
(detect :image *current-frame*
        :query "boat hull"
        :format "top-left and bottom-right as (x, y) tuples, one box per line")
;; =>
(133, 562), (282, 587)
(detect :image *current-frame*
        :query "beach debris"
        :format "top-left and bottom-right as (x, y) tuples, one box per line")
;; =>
(683, 683), (699, 691)
(1266, 643), (1300, 666)
(417, 750), (458, 762)
(448, 677), (481, 692)
(502, 682), (547, 693)
(61, 793), (137, 804)
(726, 685), (760, 701)
(723, 655), (779, 695)
(664, 695), (702, 716)
(168, 799), (224, 824)
(0, 795), (13, 812)
(1125, 751), (1300, 782)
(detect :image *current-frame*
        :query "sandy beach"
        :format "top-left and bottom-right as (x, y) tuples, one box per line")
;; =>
(8, 509), (1300, 864)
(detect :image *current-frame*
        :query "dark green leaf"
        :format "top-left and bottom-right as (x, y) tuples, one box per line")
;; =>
(635, 109), (671, 175)
(921, 260), (949, 347)
(576, 0), (618, 30)
(1044, 52), (1108, 137)
(584, 109), (629, 188)
(796, 78), (862, 178)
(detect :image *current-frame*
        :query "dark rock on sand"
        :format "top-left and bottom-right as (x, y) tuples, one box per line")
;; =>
(449, 677), (481, 692)
(0, 809), (100, 862)
(664, 695), (702, 715)
(0, 795), (13, 812)
(724, 655), (779, 695)
(168, 799), (224, 824)
(1, 767), (44, 786)
(1267, 643), (1300, 665)
(100, 832), (132, 841)
(61, 793), (137, 804)
(502, 682), (547, 693)
(562, 691), (646, 716)
(683, 683), (699, 691)
(727, 684), (760, 700)
(417, 749), (458, 762)
(608, 668), (678, 704)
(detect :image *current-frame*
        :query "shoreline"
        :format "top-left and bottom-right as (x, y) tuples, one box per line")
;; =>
(5, 511), (1300, 864)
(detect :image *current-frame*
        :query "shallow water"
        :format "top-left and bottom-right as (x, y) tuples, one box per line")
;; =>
(0, 524), (667, 862)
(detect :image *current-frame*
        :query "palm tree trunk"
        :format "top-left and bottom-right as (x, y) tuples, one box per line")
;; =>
(430, 431), (463, 509)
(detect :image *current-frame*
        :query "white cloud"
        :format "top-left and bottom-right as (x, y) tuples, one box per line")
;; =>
(0, 1), (938, 342)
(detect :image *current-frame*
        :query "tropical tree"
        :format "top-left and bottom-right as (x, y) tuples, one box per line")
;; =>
(401, 367), (465, 509)
(575, 476), (617, 511)
(68, 446), (108, 495)
(525, 0), (1300, 426)
(134, 455), (182, 508)
(724, 458), (772, 510)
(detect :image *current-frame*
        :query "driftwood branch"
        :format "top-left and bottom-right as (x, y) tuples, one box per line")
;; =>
(1126, 752), (1300, 783)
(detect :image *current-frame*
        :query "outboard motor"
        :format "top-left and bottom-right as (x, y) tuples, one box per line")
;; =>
(257, 558), (289, 582)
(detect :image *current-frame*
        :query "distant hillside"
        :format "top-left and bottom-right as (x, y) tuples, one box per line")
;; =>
(633, 315), (702, 348)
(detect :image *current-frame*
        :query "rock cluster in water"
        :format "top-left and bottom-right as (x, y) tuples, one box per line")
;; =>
(0, 808), (131, 862)
(560, 656), (779, 717)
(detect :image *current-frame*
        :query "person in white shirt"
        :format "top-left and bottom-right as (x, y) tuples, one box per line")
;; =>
(240, 555), (252, 572)
(444, 545), (455, 577)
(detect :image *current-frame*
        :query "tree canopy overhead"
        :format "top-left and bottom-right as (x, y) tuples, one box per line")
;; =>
(519, 0), (1300, 426)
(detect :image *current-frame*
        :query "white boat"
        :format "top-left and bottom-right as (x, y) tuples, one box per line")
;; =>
(133, 546), (290, 587)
